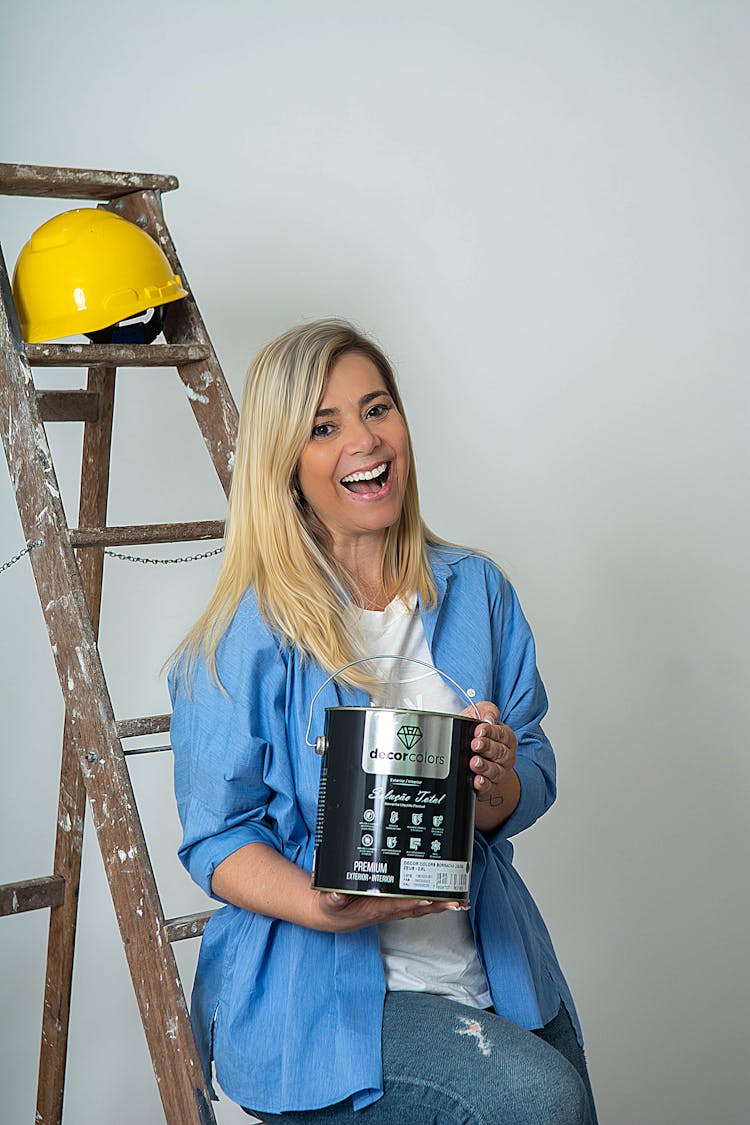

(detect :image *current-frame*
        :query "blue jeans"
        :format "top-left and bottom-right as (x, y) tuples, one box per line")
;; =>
(252, 992), (598, 1124)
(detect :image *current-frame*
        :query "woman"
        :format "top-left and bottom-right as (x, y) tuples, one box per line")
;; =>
(168, 319), (598, 1123)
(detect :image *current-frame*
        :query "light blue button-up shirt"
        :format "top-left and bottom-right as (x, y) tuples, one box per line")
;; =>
(169, 546), (581, 1115)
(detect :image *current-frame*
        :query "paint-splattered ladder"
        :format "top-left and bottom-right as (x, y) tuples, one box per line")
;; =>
(0, 163), (238, 1125)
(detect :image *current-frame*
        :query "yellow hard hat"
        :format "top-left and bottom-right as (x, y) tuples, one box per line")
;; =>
(11, 207), (188, 343)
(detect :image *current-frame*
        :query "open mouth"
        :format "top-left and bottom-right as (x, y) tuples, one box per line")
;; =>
(340, 461), (391, 494)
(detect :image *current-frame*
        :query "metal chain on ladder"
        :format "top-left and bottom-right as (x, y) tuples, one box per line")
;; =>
(1, 540), (224, 574)
(0, 538), (43, 575)
(103, 545), (224, 565)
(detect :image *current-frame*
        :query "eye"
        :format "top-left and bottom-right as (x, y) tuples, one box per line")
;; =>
(311, 421), (335, 439)
(365, 402), (391, 420)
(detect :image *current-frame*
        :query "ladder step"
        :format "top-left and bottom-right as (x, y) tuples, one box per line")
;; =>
(117, 715), (171, 738)
(37, 389), (100, 422)
(0, 162), (178, 200)
(0, 875), (66, 917)
(27, 343), (211, 368)
(164, 911), (215, 943)
(70, 520), (225, 548)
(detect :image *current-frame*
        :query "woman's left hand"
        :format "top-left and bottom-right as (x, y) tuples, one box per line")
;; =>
(460, 702), (518, 806)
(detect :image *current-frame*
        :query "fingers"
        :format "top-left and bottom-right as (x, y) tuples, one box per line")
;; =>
(318, 890), (465, 930)
(410, 901), (466, 918)
(459, 700), (500, 724)
(319, 891), (352, 913)
(466, 707), (518, 802)
(368, 896), (461, 921)
(471, 720), (517, 766)
(472, 759), (502, 789)
(390, 899), (461, 921)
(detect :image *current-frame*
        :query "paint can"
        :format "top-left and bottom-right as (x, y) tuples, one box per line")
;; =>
(309, 658), (479, 903)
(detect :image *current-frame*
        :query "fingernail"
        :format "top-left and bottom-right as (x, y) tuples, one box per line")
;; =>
(418, 900), (432, 906)
(330, 892), (343, 902)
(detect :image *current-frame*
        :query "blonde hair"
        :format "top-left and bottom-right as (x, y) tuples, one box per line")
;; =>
(169, 318), (438, 690)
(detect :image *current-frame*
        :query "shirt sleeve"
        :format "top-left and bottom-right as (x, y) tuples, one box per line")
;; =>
(168, 595), (288, 900)
(489, 572), (557, 842)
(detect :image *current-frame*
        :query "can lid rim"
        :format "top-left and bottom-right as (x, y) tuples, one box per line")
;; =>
(324, 705), (476, 721)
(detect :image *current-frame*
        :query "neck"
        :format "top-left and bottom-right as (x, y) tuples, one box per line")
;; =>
(351, 580), (392, 612)
(331, 531), (391, 610)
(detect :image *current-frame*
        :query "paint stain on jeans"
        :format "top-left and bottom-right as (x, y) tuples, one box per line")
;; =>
(455, 1017), (492, 1056)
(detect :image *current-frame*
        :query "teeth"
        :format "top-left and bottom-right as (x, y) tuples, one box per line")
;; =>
(341, 462), (388, 483)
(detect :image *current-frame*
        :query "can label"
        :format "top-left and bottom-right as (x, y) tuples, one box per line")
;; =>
(362, 710), (451, 780)
(400, 857), (470, 894)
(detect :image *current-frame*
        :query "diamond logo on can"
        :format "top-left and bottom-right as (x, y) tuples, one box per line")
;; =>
(397, 724), (423, 749)
(362, 711), (451, 779)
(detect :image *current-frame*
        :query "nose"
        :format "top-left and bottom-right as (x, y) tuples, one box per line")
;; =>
(343, 415), (379, 455)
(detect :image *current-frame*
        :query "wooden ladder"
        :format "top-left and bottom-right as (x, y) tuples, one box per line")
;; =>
(0, 162), (239, 1125)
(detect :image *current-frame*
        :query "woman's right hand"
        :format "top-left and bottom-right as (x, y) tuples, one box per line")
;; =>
(312, 889), (465, 932)
(211, 842), (466, 933)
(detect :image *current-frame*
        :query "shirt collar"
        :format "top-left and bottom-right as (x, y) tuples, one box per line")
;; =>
(418, 544), (464, 650)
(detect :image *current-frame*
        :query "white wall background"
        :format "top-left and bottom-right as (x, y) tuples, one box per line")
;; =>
(1, 2), (749, 1122)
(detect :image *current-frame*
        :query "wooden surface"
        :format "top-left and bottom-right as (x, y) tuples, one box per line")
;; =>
(0, 876), (65, 916)
(165, 911), (215, 944)
(69, 520), (225, 547)
(112, 192), (239, 494)
(0, 162), (179, 199)
(0, 238), (217, 1124)
(116, 714), (171, 738)
(27, 342), (210, 368)
(0, 173), (239, 1124)
(37, 363), (117, 1122)
(37, 389), (100, 423)
(37, 714), (88, 1124)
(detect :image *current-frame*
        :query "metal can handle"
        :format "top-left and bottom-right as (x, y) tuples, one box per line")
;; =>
(304, 654), (482, 750)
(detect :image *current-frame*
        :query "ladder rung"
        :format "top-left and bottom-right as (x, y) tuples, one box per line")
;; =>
(164, 911), (215, 943)
(0, 875), (66, 917)
(117, 715), (171, 738)
(0, 162), (178, 199)
(123, 743), (171, 757)
(26, 343), (211, 368)
(70, 520), (225, 548)
(37, 389), (100, 422)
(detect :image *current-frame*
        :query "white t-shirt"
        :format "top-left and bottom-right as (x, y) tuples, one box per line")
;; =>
(355, 596), (492, 1010)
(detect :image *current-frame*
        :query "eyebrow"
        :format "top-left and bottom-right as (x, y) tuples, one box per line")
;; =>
(314, 389), (390, 419)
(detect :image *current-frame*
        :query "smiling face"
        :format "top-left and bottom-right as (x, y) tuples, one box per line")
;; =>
(296, 350), (410, 564)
